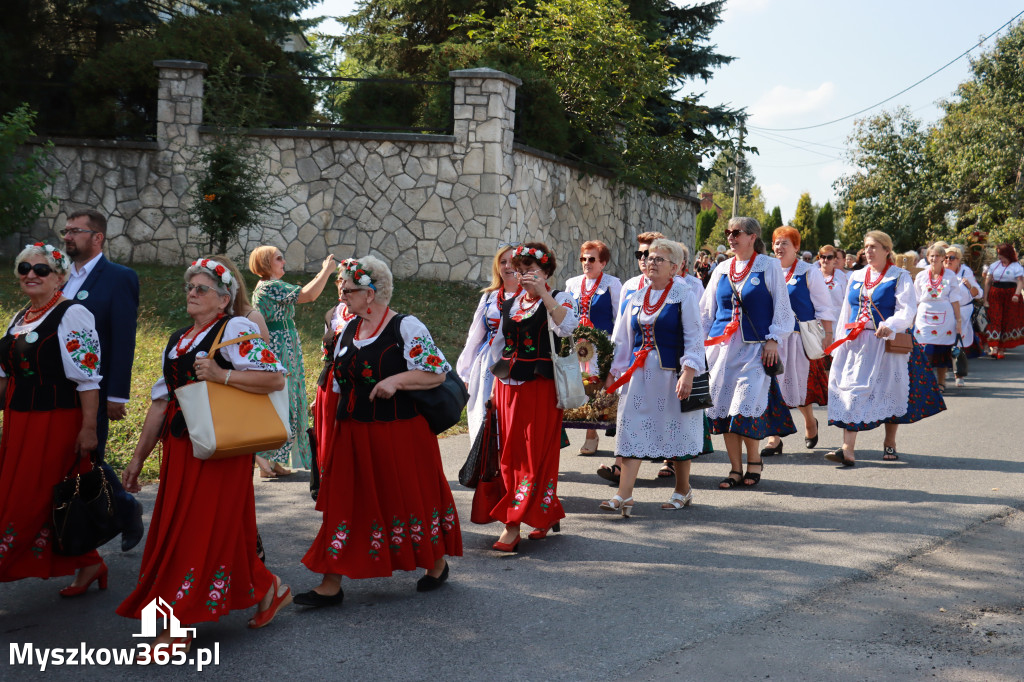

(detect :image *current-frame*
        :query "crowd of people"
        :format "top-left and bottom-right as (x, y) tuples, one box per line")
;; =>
(2, 206), (1023, 654)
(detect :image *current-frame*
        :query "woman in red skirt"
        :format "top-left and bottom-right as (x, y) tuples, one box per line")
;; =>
(0, 244), (104, 593)
(119, 259), (292, 650)
(312, 271), (353, 487)
(298, 255), (461, 606)
(484, 243), (578, 551)
(982, 243), (1024, 358)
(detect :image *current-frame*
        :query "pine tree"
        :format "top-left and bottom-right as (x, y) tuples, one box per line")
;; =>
(764, 205), (783, 231)
(816, 202), (835, 249)
(696, 209), (718, 248)
(792, 193), (817, 252)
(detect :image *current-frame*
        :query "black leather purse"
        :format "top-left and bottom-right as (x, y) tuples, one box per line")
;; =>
(51, 459), (122, 556)
(407, 372), (470, 435)
(679, 369), (713, 412)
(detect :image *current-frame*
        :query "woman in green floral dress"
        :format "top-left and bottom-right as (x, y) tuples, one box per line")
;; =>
(249, 246), (337, 470)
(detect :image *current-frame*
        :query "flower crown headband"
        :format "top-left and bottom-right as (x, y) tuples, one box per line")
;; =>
(512, 245), (550, 264)
(191, 258), (233, 286)
(340, 258), (376, 290)
(28, 242), (70, 273)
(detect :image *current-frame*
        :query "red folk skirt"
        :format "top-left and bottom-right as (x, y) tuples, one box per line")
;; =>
(313, 383), (339, 475)
(984, 286), (1024, 349)
(487, 378), (566, 530)
(0, 407), (101, 581)
(302, 415), (462, 579)
(116, 434), (273, 625)
(804, 356), (830, 406)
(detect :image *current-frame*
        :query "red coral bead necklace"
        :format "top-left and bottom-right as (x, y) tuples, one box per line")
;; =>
(23, 290), (63, 324)
(176, 314), (224, 355)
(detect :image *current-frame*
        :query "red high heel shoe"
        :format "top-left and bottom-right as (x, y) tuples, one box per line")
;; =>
(491, 536), (520, 552)
(59, 561), (108, 597)
(528, 522), (561, 540)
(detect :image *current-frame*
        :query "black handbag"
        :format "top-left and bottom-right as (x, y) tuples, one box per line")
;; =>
(953, 334), (968, 378)
(407, 372), (470, 435)
(307, 427), (320, 501)
(459, 402), (500, 487)
(679, 371), (713, 412)
(51, 459), (122, 556)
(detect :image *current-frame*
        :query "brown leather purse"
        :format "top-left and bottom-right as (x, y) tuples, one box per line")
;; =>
(884, 332), (914, 354)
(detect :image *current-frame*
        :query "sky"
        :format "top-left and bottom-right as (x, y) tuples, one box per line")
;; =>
(302, 1), (1024, 219)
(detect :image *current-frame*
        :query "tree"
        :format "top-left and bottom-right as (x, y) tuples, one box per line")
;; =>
(696, 208), (717, 248)
(931, 20), (1024, 246)
(764, 205), (783, 231)
(0, 105), (56, 237)
(792, 192), (816, 252)
(702, 146), (756, 198)
(816, 202), (835, 248)
(340, 0), (743, 193)
(834, 107), (937, 252)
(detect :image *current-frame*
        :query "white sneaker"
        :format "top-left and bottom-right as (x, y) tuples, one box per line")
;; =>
(955, 378), (965, 388)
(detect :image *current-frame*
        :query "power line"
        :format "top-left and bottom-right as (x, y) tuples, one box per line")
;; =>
(749, 9), (1024, 132)
(750, 129), (846, 157)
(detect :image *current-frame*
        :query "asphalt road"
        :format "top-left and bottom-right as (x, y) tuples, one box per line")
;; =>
(2, 353), (1023, 681)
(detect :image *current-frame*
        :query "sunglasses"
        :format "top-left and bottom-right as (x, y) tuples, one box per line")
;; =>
(724, 230), (747, 239)
(818, 254), (835, 261)
(18, 262), (55, 277)
(340, 287), (367, 295)
(634, 251), (651, 260)
(944, 255), (960, 260)
(579, 256), (597, 264)
(183, 282), (218, 295)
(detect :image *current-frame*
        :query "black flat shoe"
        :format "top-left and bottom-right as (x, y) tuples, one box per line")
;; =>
(824, 450), (855, 467)
(759, 442), (783, 457)
(804, 418), (819, 449)
(416, 561), (449, 592)
(293, 588), (345, 607)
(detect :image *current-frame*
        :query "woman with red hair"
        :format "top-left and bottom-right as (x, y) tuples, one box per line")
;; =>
(760, 226), (835, 457)
(981, 243), (1024, 358)
(565, 240), (621, 454)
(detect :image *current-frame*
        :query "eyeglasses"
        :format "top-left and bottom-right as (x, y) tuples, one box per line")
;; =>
(59, 228), (98, 237)
(818, 254), (835, 261)
(579, 256), (597, 264)
(17, 262), (55, 277)
(340, 287), (366, 295)
(724, 230), (747, 239)
(634, 251), (651, 260)
(647, 256), (672, 266)
(184, 282), (218, 295)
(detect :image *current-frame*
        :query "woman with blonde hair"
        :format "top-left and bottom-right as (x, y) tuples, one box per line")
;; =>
(826, 231), (944, 465)
(457, 245), (521, 445)
(913, 243), (961, 392)
(249, 246), (336, 471)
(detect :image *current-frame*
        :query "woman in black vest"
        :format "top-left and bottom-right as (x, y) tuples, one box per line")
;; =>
(298, 255), (462, 604)
(0, 244), (104, 593)
(485, 243), (579, 551)
(118, 259), (292, 648)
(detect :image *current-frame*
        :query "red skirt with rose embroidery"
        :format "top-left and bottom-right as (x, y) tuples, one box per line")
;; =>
(302, 414), (462, 580)
(487, 377), (566, 530)
(0, 407), (101, 582)
(116, 433), (273, 624)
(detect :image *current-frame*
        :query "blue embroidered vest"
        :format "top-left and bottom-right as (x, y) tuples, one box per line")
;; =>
(787, 267), (816, 327)
(629, 298), (683, 371)
(708, 259), (775, 342)
(584, 291), (615, 334)
(846, 271), (900, 327)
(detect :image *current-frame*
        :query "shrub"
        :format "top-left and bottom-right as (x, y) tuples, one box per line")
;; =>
(0, 104), (54, 237)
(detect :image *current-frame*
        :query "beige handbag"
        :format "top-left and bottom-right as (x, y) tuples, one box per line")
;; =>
(174, 324), (291, 460)
(548, 327), (589, 410)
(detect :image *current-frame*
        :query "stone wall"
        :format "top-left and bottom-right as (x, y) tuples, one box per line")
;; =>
(9, 62), (699, 284)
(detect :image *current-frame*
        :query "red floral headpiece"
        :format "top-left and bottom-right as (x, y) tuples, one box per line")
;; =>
(513, 245), (551, 265)
(191, 258), (233, 286)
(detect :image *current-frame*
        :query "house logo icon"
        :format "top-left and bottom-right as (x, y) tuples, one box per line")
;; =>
(134, 597), (197, 639)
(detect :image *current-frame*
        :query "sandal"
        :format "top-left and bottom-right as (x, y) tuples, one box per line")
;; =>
(598, 495), (633, 517)
(596, 463), (621, 483)
(824, 449), (856, 467)
(719, 470), (743, 489)
(743, 460), (764, 487)
(657, 463), (675, 478)
(579, 436), (600, 455)
(882, 446), (898, 461)
(661, 490), (692, 510)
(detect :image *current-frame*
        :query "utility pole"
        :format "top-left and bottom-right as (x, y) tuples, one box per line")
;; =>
(731, 127), (743, 218)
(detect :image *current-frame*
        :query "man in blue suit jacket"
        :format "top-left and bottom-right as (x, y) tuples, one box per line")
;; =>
(61, 209), (144, 550)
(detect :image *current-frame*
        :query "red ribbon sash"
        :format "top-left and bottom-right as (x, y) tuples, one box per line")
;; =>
(605, 348), (650, 393)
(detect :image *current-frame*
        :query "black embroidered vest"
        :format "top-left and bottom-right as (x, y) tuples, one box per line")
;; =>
(333, 314), (418, 423)
(494, 297), (554, 382)
(0, 301), (81, 411)
(162, 316), (233, 437)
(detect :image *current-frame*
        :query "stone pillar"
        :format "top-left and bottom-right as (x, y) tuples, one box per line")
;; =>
(154, 60), (206, 261)
(449, 68), (521, 249)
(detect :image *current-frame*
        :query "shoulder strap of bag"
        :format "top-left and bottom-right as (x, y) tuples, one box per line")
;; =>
(728, 273), (765, 343)
(207, 318), (261, 354)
